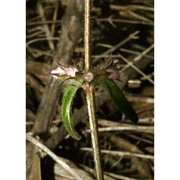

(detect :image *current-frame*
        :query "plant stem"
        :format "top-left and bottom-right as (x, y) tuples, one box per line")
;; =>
(86, 86), (104, 180)
(84, 0), (91, 72)
(84, 0), (104, 179)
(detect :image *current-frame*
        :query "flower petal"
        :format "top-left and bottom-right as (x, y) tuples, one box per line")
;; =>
(51, 67), (65, 77)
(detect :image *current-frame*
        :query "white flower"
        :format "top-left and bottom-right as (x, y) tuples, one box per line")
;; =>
(51, 67), (66, 79)
(51, 66), (78, 79)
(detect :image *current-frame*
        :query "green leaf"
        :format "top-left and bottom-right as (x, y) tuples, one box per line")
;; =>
(61, 81), (82, 140)
(99, 77), (138, 123)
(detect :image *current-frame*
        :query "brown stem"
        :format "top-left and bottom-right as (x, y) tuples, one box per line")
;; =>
(84, 0), (104, 179)
(85, 85), (104, 180)
(84, 0), (91, 72)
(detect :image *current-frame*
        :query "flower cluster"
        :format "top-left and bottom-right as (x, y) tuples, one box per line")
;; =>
(51, 56), (121, 84)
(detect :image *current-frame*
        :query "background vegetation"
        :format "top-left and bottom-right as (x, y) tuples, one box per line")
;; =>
(26, 0), (154, 179)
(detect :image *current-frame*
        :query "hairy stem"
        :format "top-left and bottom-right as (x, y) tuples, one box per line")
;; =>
(84, 0), (104, 179)
(86, 86), (103, 180)
(84, 0), (91, 72)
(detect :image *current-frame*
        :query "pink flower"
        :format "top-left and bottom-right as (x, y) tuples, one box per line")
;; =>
(106, 68), (120, 80)
(65, 67), (78, 77)
(51, 66), (78, 79)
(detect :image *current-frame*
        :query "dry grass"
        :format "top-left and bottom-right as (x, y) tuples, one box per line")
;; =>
(26, 0), (154, 179)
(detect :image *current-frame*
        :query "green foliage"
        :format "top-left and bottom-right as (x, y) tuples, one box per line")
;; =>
(99, 77), (139, 123)
(61, 81), (83, 140)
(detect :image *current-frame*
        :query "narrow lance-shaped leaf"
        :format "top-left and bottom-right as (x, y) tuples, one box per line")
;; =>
(61, 81), (82, 140)
(99, 77), (138, 123)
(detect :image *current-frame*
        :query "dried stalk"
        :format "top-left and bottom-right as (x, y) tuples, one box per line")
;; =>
(26, 1), (84, 179)
(26, 133), (83, 180)
(85, 125), (154, 133)
(93, 31), (139, 63)
(81, 147), (154, 160)
(120, 50), (154, 84)
(110, 4), (154, 12)
(37, 1), (55, 51)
